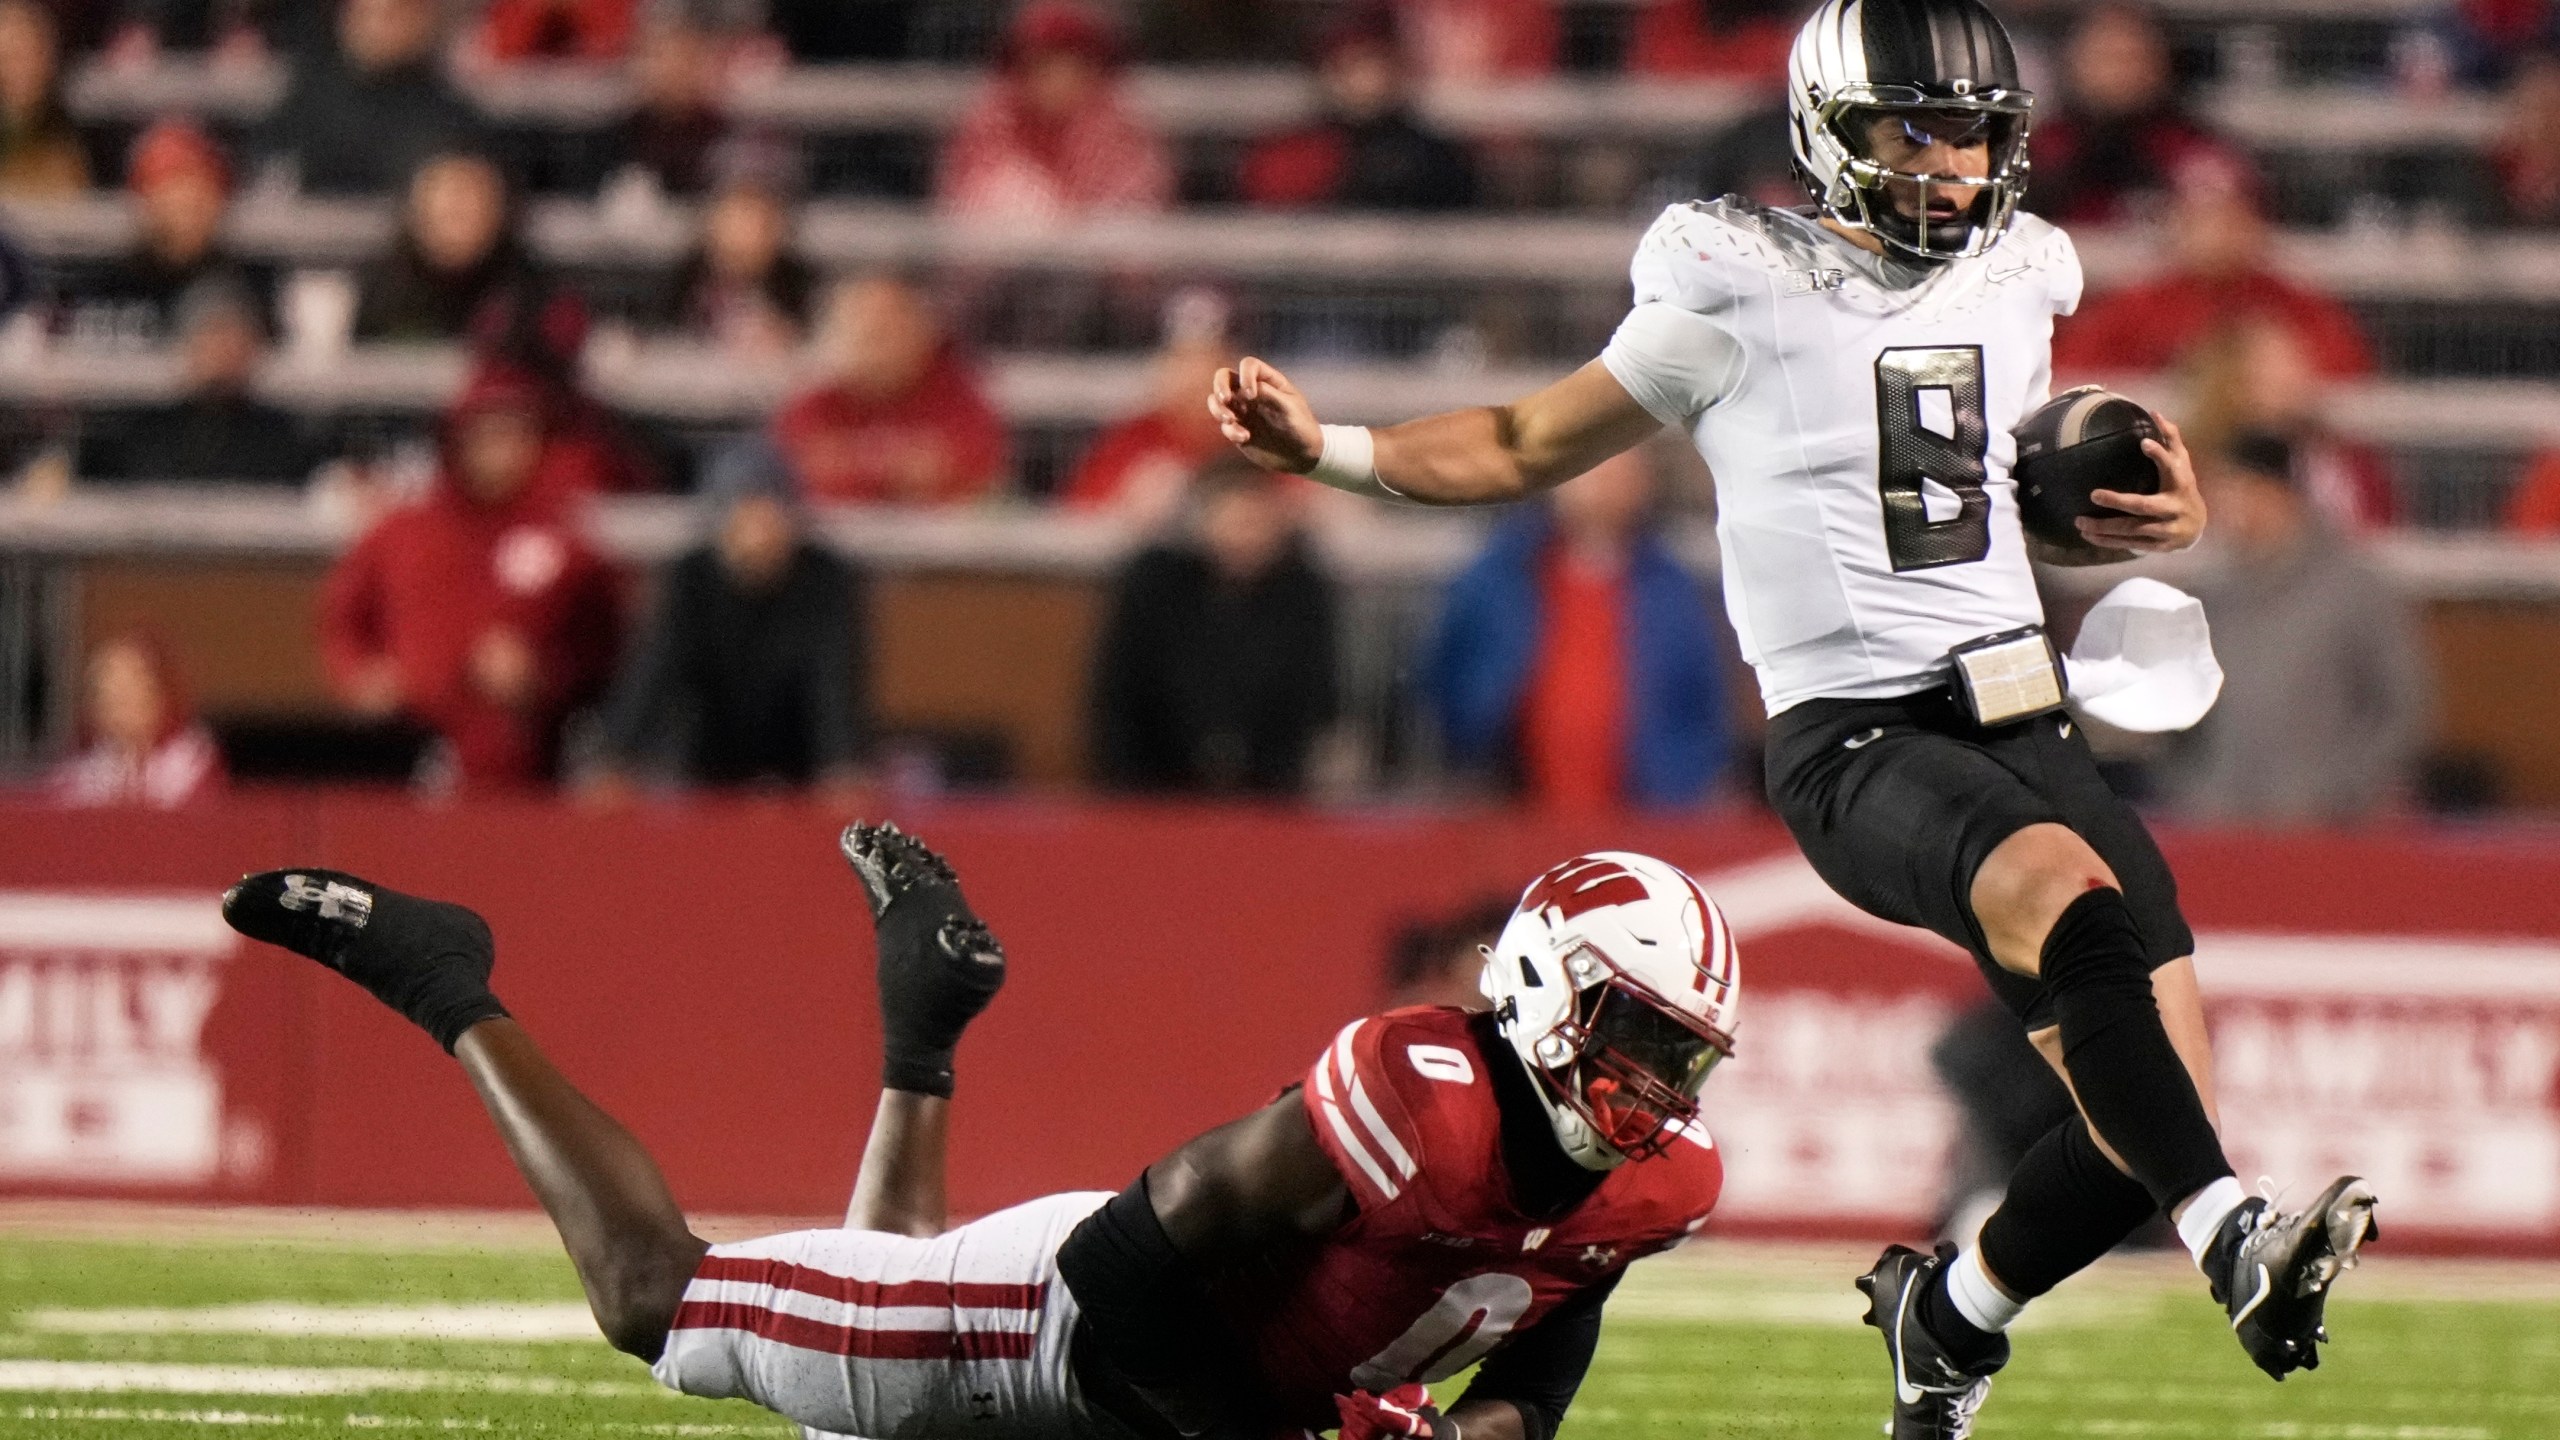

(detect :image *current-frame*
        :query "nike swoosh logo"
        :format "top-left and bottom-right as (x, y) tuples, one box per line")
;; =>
(2058, 721), (2075, 739)
(2231, 1263), (2272, 1330)
(1893, 1267), (1928, 1405)
(1845, 728), (1886, 751)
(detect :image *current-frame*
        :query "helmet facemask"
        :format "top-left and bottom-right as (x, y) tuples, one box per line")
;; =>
(1799, 83), (2034, 263)
(1483, 851), (1742, 1172)
(1527, 945), (1735, 1163)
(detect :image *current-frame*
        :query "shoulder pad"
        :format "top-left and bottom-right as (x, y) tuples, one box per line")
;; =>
(1628, 198), (1791, 314)
(1990, 211), (2084, 313)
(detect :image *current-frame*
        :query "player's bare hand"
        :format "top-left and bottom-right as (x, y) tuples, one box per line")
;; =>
(1209, 357), (1322, 475)
(2080, 415), (2206, 554)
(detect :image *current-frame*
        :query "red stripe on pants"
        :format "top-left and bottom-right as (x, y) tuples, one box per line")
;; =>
(669, 1300), (1039, 1361)
(691, 1254), (1048, 1312)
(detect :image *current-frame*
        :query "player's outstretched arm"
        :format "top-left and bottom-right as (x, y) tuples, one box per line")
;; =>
(1056, 1092), (1351, 1439)
(1209, 357), (1663, 507)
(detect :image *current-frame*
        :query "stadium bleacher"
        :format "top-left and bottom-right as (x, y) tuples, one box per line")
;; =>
(1, 0), (2557, 808)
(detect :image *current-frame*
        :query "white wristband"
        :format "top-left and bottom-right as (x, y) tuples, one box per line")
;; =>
(1305, 424), (1406, 501)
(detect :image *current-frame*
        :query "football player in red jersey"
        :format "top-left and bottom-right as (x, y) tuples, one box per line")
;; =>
(220, 826), (1736, 1440)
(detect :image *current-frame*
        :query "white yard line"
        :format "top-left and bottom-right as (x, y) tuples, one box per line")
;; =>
(24, 1304), (603, 1342)
(0, 1362), (659, 1399)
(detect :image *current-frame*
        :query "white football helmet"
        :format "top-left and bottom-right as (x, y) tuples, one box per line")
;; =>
(1787, 0), (2036, 263)
(1481, 853), (1739, 1171)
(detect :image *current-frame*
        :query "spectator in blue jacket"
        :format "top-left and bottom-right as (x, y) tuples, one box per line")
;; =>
(1424, 449), (1730, 811)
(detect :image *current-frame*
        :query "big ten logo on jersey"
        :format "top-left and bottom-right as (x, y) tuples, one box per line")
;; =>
(1783, 267), (1848, 297)
(0, 892), (257, 1187)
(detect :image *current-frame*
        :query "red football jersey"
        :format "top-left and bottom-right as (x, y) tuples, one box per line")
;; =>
(1206, 1006), (1723, 1426)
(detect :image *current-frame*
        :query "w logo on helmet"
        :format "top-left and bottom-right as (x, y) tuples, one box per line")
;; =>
(1522, 858), (1648, 924)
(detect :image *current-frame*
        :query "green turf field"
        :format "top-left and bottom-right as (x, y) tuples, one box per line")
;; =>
(0, 1216), (2553, 1438)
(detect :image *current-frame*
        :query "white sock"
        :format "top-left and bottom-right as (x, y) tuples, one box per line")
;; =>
(1946, 1246), (2026, 1333)
(2177, 1176), (2248, 1267)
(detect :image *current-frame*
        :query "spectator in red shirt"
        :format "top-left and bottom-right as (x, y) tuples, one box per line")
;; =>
(468, 0), (637, 65)
(320, 369), (624, 791)
(934, 1), (1174, 226)
(1626, 0), (1798, 83)
(469, 283), (662, 498)
(775, 272), (1010, 506)
(2054, 153), (2376, 380)
(2028, 4), (2239, 227)
(1394, 0), (1557, 82)
(1424, 449), (1730, 813)
(1061, 291), (1233, 523)
(49, 631), (226, 809)
(2503, 449), (2560, 533)
(2492, 50), (2560, 227)
(1241, 14), (1477, 211)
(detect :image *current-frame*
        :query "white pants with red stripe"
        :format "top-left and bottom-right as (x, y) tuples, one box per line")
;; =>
(650, 1190), (1121, 1440)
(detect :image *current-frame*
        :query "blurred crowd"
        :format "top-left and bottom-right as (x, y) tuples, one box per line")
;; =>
(13, 0), (2555, 817)
(1, 1), (2553, 502)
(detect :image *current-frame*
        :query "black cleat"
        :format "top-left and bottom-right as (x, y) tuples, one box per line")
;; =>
(1858, 1245), (2004, 1440)
(2206, 1177), (2380, 1380)
(222, 869), (507, 1052)
(840, 823), (1005, 1098)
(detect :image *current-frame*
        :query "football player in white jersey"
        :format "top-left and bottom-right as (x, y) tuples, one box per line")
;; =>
(1208, 1), (2376, 1434)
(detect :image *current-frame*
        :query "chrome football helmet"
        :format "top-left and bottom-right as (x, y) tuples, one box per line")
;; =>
(1788, 0), (2036, 263)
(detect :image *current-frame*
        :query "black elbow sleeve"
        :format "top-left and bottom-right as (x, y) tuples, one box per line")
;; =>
(1054, 1177), (1229, 1392)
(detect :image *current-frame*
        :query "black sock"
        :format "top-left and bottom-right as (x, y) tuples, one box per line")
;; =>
(2038, 889), (2231, 1209)
(878, 914), (1003, 1099)
(222, 871), (508, 1054)
(1979, 1117), (2160, 1299)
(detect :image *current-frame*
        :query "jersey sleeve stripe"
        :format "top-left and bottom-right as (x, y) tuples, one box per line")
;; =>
(1316, 1084), (1401, 1202)
(1332, 1019), (1421, 1179)
(1346, 1073), (1418, 1181)
(1313, 1021), (1402, 1203)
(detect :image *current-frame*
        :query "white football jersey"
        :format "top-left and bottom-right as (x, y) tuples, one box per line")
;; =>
(1600, 197), (2083, 716)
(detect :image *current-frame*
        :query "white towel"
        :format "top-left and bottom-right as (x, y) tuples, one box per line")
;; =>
(2066, 578), (2225, 733)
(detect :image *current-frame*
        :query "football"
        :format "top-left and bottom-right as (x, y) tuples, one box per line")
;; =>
(2011, 386), (2164, 547)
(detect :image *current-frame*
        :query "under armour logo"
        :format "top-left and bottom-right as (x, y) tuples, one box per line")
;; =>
(1580, 1244), (1619, 1268)
(1784, 268), (1848, 296)
(279, 875), (374, 927)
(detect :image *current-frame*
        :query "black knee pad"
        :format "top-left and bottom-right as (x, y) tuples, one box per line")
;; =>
(2037, 888), (2231, 1209)
(2038, 887), (2154, 1044)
